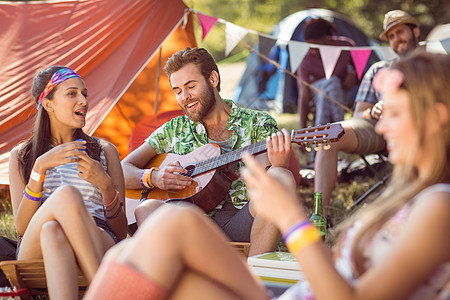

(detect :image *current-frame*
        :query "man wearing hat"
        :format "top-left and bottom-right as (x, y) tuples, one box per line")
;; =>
(313, 10), (420, 220)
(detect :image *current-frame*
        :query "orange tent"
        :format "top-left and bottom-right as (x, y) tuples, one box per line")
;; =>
(0, 0), (197, 184)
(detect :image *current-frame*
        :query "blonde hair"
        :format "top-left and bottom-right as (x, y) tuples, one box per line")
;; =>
(335, 52), (450, 275)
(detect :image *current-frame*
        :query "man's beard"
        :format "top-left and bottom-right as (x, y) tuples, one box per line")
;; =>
(182, 83), (216, 123)
(394, 33), (417, 57)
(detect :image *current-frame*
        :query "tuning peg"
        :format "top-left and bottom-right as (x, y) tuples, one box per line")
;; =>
(304, 142), (312, 152)
(314, 144), (321, 151)
(323, 144), (331, 150)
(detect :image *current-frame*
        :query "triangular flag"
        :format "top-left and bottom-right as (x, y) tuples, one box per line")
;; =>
(441, 37), (450, 54)
(225, 22), (248, 56)
(258, 35), (277, 58)
(318, 45), (342, 79)
(426, 40), (447, 54)
(350, 49), (372, 79)
(197, 12), (218, 41)
(288, 40), (309, 73)
(381, 46), (398, 60)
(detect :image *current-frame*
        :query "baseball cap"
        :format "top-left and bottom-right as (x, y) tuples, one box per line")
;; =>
(379, 10), (419, 40)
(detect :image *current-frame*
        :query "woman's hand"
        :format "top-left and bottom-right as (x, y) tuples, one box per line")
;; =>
(76, 151), (112, 191)
(267, 128), (291, 169)
(34, 140), (86, 173)
(241, 153), (305, 233)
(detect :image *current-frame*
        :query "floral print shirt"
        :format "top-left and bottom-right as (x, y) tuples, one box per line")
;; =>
(145, 99), (278, 209)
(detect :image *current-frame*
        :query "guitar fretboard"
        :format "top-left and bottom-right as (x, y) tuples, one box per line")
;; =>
(192, 140), (267, 176)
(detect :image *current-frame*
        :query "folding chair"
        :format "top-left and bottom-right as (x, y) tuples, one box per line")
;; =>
(350, 151), (392, 209)
(0, 259), (87, 298)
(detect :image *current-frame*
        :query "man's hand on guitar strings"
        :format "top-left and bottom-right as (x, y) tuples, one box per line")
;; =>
(153, 161), (193, 190)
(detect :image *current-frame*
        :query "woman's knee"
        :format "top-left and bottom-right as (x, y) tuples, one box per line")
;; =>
(46, 185), (84, 211)
(40, 221), (69, 249)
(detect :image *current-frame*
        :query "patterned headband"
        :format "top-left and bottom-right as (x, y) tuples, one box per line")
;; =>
(37, 68), (82, 109)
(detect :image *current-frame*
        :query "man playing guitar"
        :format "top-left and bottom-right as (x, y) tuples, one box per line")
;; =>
(121, 47), (293, 256)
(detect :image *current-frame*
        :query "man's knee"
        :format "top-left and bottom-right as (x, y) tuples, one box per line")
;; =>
(135, 200), (164, 225)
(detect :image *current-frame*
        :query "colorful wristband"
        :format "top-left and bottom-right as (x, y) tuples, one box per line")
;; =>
(24, 186), (42, 202)
(30, 170), (45, 183)
(285, 224), (321, 254)
(283, 220), (310, 243)
(140, 169), (152, 189)
(147, 167), (159, 188)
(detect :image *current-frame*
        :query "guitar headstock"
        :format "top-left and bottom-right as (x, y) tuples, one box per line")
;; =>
(290, 123), (345, 152)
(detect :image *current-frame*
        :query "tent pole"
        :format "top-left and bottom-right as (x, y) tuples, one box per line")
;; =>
(154, 47), (162, 114)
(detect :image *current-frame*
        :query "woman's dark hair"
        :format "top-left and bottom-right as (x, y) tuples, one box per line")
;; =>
(18, 66), (101, 183)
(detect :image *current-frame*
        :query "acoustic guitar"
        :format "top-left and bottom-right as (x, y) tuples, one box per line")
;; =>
(125, 123), (344, 213)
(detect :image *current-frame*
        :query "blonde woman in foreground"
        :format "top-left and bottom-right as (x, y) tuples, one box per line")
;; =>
(85, 51), (450, 300)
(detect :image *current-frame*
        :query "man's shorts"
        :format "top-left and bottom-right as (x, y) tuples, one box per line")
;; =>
(346, 118), (386, 155)
(210, 200), (253, 243)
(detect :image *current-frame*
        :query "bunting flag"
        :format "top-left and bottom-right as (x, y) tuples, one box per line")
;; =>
(350, 49), (372, 79)
(287, 40), (309, 73)
(441, 37), (450, 54)
(318, 45), (342, 79)
(259, 35), (277, 58)
(197, 12), (218, 41)
(426, 39), (447, 54)
(225, 22), (248, 56)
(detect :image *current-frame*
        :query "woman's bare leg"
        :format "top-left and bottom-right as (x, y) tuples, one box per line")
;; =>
(102, 205), (270, 300)
(18, 185), (114, 282)
(40, 221), (78, 300)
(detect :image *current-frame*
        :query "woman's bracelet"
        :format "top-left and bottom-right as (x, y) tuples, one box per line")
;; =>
(30, 169), (45, 183)
(105, 202), (123, 219)
(24, 186), (42, 202)
(104, 190), (119, 209)
(283, 220), (310, 242)
(284, 222), (321, 254)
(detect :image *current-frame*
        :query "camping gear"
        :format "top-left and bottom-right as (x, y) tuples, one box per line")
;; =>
(234, 8), (380, 113)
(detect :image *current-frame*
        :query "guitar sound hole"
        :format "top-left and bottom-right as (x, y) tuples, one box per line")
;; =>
(180, 165), (195, 177)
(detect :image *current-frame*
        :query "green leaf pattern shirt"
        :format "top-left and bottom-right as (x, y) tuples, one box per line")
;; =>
(145, 99), (279, 209)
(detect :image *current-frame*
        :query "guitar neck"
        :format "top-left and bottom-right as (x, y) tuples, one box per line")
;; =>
(192, 140), (267, 176)
(190, 123), (344, 177)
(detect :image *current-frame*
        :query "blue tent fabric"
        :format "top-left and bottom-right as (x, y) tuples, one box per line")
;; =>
(234, 8), (380, 113)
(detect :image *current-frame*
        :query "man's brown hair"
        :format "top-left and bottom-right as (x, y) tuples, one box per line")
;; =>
(164, 47), (221, 92)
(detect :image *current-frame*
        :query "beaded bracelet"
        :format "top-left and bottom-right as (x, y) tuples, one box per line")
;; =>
(104, 190), (119, 209)
(140, 169), (152, 189)
(146, 167), (159, 188)
(30, 169), (45, 183)
(24, 186), (42, 202)
(284, 223), (321, 254)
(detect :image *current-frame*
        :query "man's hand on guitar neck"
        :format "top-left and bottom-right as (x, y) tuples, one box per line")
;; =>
(152, 161), (193, 190)
(266, 128), (292, 169)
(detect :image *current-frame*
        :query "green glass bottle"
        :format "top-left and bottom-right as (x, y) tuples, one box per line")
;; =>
(310, 192), (327, 237)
